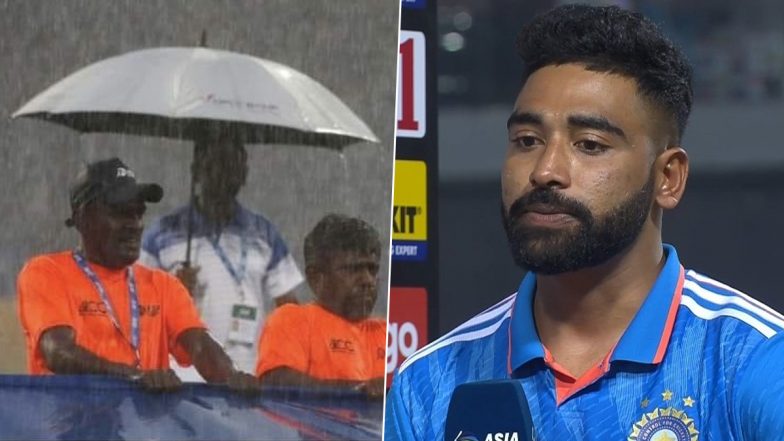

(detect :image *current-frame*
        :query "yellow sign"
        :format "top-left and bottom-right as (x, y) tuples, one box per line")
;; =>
(393, 160), (427, 242)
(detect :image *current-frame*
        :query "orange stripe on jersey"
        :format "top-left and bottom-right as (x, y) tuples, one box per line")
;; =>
(543, 345), (615, 405)
(652, 265), (685, 363)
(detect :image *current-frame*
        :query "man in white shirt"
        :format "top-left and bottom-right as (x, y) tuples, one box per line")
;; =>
(142, 132), (303, 379)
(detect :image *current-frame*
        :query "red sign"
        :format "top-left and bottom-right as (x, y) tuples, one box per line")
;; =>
(396, 31), (426, 138)
(386, 287), (428, 385)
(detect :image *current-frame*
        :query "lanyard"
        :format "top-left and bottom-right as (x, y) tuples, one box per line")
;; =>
(72, 251), (141, 367)
(208, 234), (248, 288)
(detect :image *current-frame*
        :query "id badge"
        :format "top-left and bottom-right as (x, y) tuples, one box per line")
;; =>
(227, 304), (259, 346)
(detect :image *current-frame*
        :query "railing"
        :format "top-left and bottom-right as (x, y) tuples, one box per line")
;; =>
(0, 375), (382, 440)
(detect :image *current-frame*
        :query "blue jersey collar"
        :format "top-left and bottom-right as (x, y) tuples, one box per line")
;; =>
(509, 244), (684, 372)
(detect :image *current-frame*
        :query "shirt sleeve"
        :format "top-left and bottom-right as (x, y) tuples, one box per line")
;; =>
(261, 223), (303, 298)
(385, 370), (421, 441)
(255, 305), (309, 377)
(733, 332), (784, 439)
(17, 257), (77, 371)
(160, 272), (205, 366)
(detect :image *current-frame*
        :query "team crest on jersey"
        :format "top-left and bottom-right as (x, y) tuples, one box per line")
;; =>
(628, 406), (699, 441)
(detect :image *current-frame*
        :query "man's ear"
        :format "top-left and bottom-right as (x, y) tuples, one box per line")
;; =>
(654, 147), (689, 210)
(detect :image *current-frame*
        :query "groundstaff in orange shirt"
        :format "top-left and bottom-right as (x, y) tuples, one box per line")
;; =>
(17, 157), (259, 393)
(256, 214), (386, 398)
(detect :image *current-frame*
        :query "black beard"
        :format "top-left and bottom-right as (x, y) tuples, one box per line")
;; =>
(501, 175), (654, 275)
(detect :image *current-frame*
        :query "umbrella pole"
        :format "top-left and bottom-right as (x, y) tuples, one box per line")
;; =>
(185, 166), (195, 268)
(185, 137), (201, 268)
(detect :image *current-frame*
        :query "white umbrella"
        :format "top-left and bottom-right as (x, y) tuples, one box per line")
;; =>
(13, 45), (380, 264)
(12, 46), (379, 147)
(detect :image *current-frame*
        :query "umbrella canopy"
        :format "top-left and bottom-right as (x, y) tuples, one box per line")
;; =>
(12, 47), (378, 148)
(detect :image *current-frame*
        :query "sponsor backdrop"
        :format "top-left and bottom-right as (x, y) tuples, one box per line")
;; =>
(387, 0), (438, 384)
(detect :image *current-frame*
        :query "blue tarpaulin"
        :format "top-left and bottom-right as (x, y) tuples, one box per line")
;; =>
(0, 375), (382, 440)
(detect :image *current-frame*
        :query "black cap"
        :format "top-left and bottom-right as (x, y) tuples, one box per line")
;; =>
(65, 157), (163, 227)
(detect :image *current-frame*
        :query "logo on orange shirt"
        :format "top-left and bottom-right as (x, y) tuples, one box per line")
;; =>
(139, 305), (161, 317)
(79, 301), (108, 315)
(330, 338), (355, 353)
(77, 301), (160, 317)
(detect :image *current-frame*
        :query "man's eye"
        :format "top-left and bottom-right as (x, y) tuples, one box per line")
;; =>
(512, 136), (541, 148)
(575, 140), (608, 154)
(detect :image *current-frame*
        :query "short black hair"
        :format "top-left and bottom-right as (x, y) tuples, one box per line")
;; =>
(304, 214), (381, 268)
(516, 4), (693, 141)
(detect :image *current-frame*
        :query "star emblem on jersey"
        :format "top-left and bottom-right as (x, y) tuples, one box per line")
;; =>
(628, 407), (699, 441)
(629, 390), (699, 441)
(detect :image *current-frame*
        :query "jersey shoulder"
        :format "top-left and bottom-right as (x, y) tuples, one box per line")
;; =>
(397, 293), (516, 378)
(680, 269), (784, 340)
(142, 205), (190, 252)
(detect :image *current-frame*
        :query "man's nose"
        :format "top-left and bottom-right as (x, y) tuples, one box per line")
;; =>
(529, 138), (571, 189)
(123, 213), (144, 230)
(358, 267), (377, 285)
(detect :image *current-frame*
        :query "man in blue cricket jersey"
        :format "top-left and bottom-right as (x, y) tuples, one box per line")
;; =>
(386, 4), (784, 440)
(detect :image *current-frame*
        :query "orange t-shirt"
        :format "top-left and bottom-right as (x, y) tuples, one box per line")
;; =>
(17, 251), (205, 374)
(255, 303), (386, 381)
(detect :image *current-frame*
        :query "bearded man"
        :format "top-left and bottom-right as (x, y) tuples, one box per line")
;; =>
(385, 4), (784, 440)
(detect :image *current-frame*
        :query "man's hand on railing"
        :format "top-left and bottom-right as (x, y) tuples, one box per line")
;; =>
(226, 370), (261, 395)
(355, 377), (385, 400)
(132, 369), (182, 393)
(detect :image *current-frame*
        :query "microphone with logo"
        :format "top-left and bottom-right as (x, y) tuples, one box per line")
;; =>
(444, 380), (535, 441)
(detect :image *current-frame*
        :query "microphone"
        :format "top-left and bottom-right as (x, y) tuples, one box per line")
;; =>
(444, 380), (535, 441)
